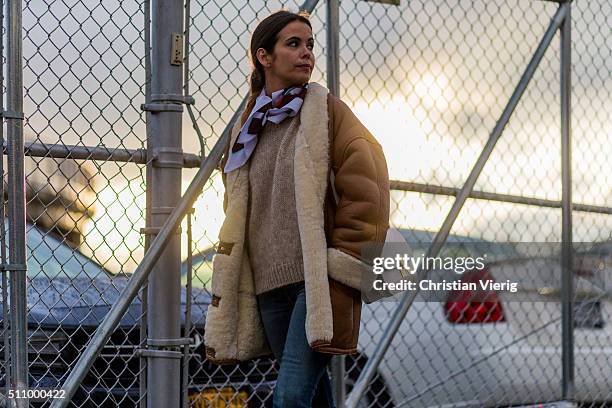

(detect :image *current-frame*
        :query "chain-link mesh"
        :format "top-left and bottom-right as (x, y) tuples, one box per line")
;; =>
(0, 0), (609, 407)
(2, 0), (149, 406)
(183, 1), (611, 407)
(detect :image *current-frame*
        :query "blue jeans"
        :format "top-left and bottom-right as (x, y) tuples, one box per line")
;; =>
(257, 281), (337, 408)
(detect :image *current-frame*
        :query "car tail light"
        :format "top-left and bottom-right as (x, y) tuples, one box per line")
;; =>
(444, 267), (505, 324)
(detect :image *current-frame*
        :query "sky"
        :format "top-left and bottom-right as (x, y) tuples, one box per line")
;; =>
(13, 0), (612, 273)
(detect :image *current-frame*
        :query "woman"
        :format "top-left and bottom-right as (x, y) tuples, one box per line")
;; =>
(204, 9), (390, 408)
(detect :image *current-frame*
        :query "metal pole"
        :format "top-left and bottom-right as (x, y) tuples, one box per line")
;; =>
(389, 180), (612, 215)
(2, 142), (202, 167)
(345, 4), (569, 407)
(301, 0), (320, 13)
(139, 0), (152, 405)
(330, 358), (345, 408)
(181, 210), (194, 407)
(6, 0), (28, 404)
(145, 0), (185, 406)
(325, 0), (345, 406)
(181, 1), (194, 397)
(326, 0), (340, 94)
(559, 1), (574, 401)
(0, 0), (11, 401)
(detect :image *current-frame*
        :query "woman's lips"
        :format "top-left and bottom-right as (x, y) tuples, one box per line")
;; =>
(296, 65), (311, 71)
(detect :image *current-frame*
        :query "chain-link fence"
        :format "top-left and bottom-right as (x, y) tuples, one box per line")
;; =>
(1, 0), (610, 407)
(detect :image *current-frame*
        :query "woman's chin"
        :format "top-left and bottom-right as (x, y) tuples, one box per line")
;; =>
(285, 74), (311, 87)
(295, 72), (311, 82)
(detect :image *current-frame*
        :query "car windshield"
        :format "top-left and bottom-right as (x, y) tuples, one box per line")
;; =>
(182, 235), (611, 296)
(181, 230), (522, 290)
(584, 241), (612, 257)
(398, 229), (520, 262)
(3, 221), (112, 279)
(181, 249), (214, 289)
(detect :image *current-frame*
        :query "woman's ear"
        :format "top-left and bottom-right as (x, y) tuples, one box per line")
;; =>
(256, 48), (270, 67)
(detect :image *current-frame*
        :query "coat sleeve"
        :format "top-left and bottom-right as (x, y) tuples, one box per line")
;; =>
(329, 97), (390, 263)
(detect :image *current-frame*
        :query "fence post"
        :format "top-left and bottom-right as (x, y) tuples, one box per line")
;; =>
(144, 0), (185, 406)
(139, 0), (152, 405)
(326, 0), (346, 407)
(5, 0), (28, 405)
(0, 0), (10, 403)
(559, 1), (574, 402)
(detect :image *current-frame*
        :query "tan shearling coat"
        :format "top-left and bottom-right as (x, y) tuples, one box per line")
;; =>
(204, 82), (390, 364)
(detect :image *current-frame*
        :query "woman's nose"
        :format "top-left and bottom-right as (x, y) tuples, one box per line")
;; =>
(300, 45), (313, 59)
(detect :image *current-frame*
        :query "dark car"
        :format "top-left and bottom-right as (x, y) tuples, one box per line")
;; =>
(0, 223), (279, 407)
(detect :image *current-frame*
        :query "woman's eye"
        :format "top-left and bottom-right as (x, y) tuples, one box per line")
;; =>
(288, 41), (314, 50)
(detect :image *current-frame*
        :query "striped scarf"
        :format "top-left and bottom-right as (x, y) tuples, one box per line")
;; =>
(223, 83), (309, 173)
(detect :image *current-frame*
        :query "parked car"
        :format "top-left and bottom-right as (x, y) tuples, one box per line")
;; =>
(3, 224), (609, 407)
(358, 230), (612, 407)
(184, 230), (612, 407)
(0, 223), (277, 408)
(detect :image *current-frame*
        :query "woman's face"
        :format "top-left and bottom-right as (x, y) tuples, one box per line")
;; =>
(257, 21), (315, 95)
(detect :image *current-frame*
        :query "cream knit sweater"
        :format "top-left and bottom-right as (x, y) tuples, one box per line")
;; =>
(247, 113), (305, 295)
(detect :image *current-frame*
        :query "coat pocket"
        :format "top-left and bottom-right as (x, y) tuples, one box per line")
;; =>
(312, 277), (362, 355)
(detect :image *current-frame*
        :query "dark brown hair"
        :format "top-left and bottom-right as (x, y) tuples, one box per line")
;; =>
(240, 9), (312, 126)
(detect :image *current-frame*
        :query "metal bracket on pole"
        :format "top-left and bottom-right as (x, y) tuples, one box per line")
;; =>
(137, 349), (184, 360)
(151, 147), (184, 168)
(151, 94), (194, 105)
(170, 33), (184, 66)
(1, 111), (24, 120)
(139, 226), (182, 236)
(151, 206), (175, 215)
(141, 103), (183, 113)
(147, 337), (191, 347)
(141, 94), (194, 113)
(0, 264), (27, 272)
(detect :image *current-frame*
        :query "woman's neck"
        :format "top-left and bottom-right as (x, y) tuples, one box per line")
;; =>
(265, 81), (307, 97)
